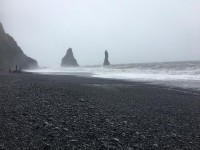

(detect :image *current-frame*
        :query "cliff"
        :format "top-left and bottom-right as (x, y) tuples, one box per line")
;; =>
(0, 23), (38, 70)
(103, 50), (110, 66)
(61, 48), (79, 67)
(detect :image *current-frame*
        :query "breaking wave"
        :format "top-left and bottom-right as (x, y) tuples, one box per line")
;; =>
(27, 61), (200, 90)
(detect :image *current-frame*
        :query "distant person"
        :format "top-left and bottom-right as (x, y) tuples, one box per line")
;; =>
(15, 65), (18, 71)
(9, 68), (11, 74)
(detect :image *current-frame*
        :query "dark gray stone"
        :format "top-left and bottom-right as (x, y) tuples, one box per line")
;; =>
(103, 50), (110, 66)
(61, 48), (79, 67)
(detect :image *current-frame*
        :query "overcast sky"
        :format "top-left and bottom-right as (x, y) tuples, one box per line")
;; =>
(0, 0), (200, 67)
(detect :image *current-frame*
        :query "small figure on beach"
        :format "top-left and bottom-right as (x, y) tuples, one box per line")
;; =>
(9, 68), (11, 74)
(103, 50), (110, 66)
(12, 65), (22, 74)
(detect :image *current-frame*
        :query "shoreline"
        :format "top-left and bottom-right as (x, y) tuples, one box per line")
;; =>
(3, 71), (200, 98)
(0, 74), (200, 149)
(2, 71), (200, 96)
(24, 69), (200, 92)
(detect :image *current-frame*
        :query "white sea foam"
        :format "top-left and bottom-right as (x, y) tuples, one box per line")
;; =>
(27, 61), (200, 90)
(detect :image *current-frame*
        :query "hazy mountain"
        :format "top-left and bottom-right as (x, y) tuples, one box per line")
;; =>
(0, 23), (38, 70)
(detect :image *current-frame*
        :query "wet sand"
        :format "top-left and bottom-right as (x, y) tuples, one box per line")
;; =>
(0, 74), (200, 149)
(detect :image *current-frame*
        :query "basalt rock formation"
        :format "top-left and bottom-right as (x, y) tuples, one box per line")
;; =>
(103, 50), (110, 66)
(61, 48), (79, 67)
(0, 23), (38, 70)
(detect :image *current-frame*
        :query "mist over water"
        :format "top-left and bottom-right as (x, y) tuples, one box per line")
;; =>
(27, 61), (200, 90)
(1, 0), (200, 66)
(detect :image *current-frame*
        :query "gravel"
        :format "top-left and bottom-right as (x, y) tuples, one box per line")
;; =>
(0, 74), (200, 149)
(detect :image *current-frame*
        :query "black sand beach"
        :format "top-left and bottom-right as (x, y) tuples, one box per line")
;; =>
(0, 74), (200, 149)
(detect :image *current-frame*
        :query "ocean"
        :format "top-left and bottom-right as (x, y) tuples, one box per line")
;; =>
(27, 61), (200, 91)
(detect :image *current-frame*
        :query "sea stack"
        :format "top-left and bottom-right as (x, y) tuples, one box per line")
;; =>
(0, 23), (38, 70)
(103, 50), (110, 66)
(61, 48), (79, 67)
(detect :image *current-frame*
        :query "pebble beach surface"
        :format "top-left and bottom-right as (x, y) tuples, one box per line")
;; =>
(0, 74), (200, 149)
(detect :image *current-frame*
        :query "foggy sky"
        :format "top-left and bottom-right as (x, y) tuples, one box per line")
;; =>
(0, 0), (200, 67)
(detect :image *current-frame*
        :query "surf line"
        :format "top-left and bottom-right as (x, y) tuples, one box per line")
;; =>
(150, 85), (200, 96)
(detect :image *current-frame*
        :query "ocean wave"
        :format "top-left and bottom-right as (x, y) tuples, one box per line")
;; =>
(27, 61), (200, 81)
